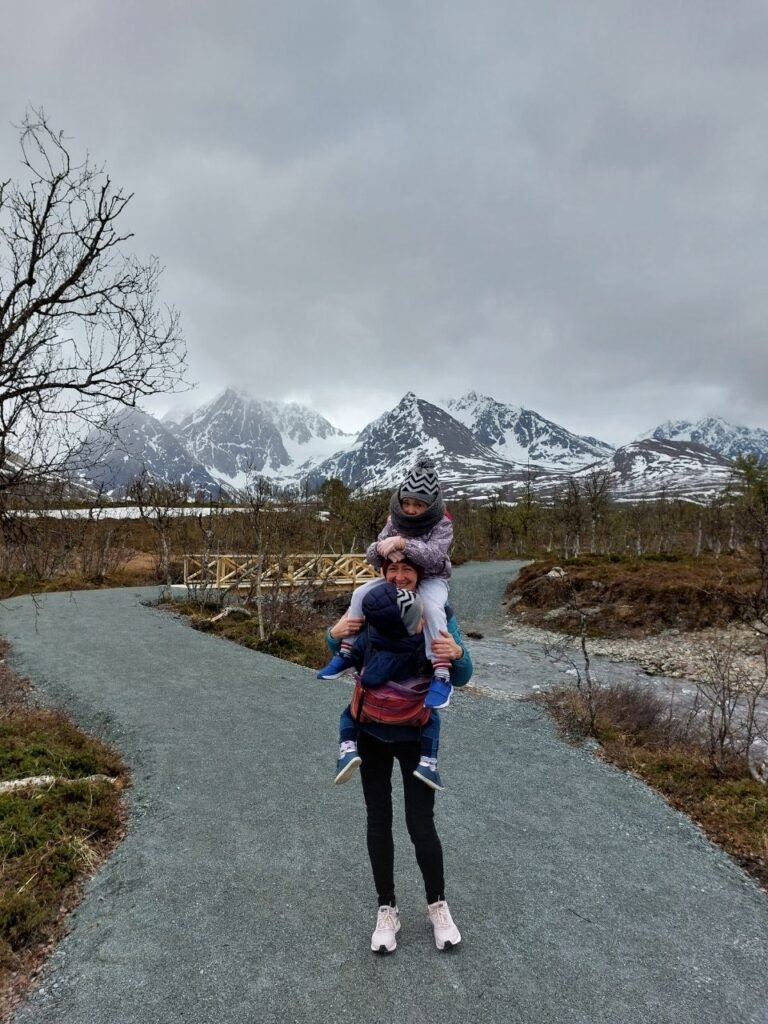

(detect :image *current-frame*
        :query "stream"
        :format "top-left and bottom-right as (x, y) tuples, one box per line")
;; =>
(450, 560), (720, 707)
(451, 559), (768, 773)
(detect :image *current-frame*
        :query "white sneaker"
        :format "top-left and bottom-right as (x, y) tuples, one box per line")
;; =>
(427, 900), (461, 950)
(371, 905), (400, 953)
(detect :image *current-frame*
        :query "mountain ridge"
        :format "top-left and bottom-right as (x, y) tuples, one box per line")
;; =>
(64, 388), (768, 501)
(441, 391), (615, 469)
(641, 415), (768, 464)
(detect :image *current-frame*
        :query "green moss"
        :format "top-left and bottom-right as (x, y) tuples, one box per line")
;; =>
(0, 706), (127, 988)
(0, 779), (123, 970)
(0, 712), (124, 784)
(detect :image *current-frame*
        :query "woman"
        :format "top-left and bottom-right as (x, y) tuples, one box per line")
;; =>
(324, 555), (473, 954)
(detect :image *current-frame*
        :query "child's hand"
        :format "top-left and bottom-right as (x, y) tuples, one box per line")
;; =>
(329, 614), (365, 641)
(431, 630), (463, 661)
(377, 536), (406, 558)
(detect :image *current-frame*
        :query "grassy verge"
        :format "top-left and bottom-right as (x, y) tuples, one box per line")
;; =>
(539, 685), (768, 891)
(0, 559), (164, 600)
(0, 647), (128, 1021)
(165, 597), (336, 670)
(507, 554), (759, 637)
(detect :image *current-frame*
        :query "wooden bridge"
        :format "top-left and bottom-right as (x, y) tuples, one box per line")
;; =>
(182, 553), (379, 593)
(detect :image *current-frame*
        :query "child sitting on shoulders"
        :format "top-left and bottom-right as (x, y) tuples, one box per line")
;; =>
(317, 456), (453, 710)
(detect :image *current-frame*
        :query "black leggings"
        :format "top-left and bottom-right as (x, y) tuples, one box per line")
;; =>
(358, 731), (445, 907)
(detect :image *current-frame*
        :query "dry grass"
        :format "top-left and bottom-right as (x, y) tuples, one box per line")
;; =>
(508, 555), (760, 637)
(0, 554), (169, 600)
(0, 656), (128, 1022)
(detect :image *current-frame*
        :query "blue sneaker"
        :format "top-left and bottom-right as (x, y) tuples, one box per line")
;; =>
(317, 653), (352, 679)
(335, 750), (362, 784)
(424, 678), (453, 709)
(413, 763), (444, 791)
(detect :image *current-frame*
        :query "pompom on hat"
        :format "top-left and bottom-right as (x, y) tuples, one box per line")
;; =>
(399, 456), (441, 506)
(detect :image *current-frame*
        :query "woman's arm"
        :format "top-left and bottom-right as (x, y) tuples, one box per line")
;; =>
(433, 614), (473, 687)
(326, 612), (365, 653)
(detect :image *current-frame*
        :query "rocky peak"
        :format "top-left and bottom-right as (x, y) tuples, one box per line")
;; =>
(645, 416), (768, 463)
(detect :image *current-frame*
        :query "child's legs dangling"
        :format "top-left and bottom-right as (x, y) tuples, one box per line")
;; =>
(413, 713), (445, 791)
(339, 705), (358, 746)
(318, 577), (387, 678)
(420, 712), (440, 763)
(335, 706), (363, 785)
(417, 578), (450, 676)
(348, 576), (387, 618)
(339, 577), (387, 658)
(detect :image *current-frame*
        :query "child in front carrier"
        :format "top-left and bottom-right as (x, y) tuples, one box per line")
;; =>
(334, 582), (446, 791)
(317, 456), (453, 710)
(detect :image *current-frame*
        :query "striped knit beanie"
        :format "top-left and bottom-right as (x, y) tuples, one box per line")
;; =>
(399, 456), (440, 506)
(394, 588), (424, 635)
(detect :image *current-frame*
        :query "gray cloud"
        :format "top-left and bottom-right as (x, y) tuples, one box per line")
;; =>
(3, 0), (768, 444)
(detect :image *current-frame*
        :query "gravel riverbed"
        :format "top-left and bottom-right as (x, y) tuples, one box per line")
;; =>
(502, 617), (767, 687)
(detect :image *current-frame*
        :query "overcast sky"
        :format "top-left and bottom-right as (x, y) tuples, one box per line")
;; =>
(3, 1), (768, 444)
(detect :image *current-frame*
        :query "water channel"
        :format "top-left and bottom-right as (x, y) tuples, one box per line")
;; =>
(450, 559), (710, 706)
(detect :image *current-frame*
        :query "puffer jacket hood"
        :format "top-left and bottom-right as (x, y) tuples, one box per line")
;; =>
(352, 583), (429, 687)
(362, 582), (419, 638)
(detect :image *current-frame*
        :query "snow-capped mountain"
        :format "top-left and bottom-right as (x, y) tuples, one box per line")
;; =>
(443, 391), (614, 470)
(68, 407), (224, 497)
(306, 392), (546, 497)
(572, 438), (735, 502)
(174, 388), (354, 489)
(643, 416), (768, 464)
(62, 386), (766, 502)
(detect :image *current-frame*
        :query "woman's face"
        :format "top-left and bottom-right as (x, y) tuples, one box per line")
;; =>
(384, 561), (419, 591)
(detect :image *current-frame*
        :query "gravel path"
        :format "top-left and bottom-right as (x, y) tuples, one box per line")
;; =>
(2, 587), (768, 1024)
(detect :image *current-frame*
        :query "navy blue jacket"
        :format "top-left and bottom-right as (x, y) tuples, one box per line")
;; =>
(349, 583), (431, 687)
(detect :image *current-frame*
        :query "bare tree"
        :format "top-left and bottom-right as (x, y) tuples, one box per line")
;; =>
(541, 571), (601, 734)
(0, 109), (185, 502)
(126, 471), (190, 585)
(692, 636), (768, 777)
(554, 478), (584, 559)
(581, 469), (612, 555)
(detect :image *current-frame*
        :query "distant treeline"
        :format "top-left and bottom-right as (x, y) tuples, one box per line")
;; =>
(1, 458), (767, 593)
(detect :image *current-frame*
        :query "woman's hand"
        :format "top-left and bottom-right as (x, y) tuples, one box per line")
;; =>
(329, 614), (365, 641)
(431, 630), (463, 662)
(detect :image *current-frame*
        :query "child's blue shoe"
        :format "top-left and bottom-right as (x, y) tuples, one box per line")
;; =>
(317, 654), (352, 679)
(425, 678), (453, 709)
(335, 750), (362, 785)
(413, 763), (444, 791)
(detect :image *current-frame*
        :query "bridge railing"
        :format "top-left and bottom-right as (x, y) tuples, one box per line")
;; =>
(183, 553), (380, 591)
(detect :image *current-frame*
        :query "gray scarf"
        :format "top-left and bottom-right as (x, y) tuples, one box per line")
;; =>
(389, 489), (445, 537)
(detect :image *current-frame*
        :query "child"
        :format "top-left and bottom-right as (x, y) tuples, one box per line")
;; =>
(333, 580), (446, 791)
(317, 456), (453, 710)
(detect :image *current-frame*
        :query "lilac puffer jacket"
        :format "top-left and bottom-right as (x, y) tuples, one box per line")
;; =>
(365, 514), (452, 579)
